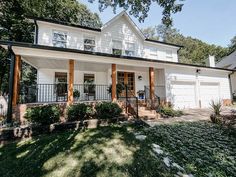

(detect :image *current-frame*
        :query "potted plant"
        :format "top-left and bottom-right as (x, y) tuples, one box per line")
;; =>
(108, 83), (124, 99)
(73, 89), (80, 101)
(137, 90), (145, 99)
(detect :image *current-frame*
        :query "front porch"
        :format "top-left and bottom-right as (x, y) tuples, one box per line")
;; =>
(17, 57), (166, 105)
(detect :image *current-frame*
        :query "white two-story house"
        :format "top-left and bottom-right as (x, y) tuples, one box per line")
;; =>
(0, 11), (233, 111)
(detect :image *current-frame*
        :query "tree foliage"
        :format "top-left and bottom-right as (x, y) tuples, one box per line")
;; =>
(89, 0), (184, 27)
(142, 25), (229, 65)
(0, 0), (102, 94)
(229, 35), (236, 53)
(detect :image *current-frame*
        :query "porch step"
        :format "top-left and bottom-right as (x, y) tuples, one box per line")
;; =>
(138, 108), (160, 120)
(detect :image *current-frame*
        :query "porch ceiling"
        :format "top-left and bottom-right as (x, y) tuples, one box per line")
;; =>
(23, 56), (110, 71)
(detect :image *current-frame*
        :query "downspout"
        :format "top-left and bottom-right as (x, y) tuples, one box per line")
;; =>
(34, 19), (38, 44)
(229, 71), (235, 102)
(6, 45), (16, 124)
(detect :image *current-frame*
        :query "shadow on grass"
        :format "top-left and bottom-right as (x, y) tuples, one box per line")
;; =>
(0, 124), (172, 177)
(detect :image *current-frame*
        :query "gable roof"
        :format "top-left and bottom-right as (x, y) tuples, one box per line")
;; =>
(29, 12), (183, 48)
(101, 11), (146, 40)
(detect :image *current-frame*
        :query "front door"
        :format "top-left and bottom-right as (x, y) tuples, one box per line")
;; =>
(117, 72), (135, 97)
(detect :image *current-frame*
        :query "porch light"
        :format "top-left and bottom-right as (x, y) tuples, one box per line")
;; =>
(196, 69), (201, 74)
(138, 76), (142, 80)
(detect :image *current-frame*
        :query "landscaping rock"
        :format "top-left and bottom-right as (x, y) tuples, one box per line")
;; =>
(135, 134), (147, 140)
(163, 157), (171, 167)
(152, 143), (163, 154)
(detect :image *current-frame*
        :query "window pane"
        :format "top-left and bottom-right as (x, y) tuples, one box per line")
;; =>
(84, 45), (95, 52)
(113, 49), (122, 55)
(125, 50), (134, 56)
(84, 74), (95, 93)
(52, 31), (67, 48)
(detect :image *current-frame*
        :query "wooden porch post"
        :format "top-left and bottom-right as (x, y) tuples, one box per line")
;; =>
(149, 67), (155, 100)
(68, 59), (74, 105)
(112, 64), (117, 101)
(12, 55), (21, 106)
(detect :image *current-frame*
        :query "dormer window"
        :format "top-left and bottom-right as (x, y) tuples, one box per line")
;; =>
(84, 37), (95, 52)
(52, 31), (67, 48)
(125, 42), (135, 56)
(112, 40), (122, 55)
(166, 50), (173, 58)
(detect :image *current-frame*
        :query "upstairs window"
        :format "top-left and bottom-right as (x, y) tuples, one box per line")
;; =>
(166, 50), (173, 58)
(149, 47), (158, 58)
(112, 40), (122, 55)
(52, 31), (67, 48)
(84, 37), (95, 52)
(125, 42), (135, 56)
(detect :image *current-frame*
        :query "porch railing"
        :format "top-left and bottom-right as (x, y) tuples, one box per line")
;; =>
(119, 85), (139, 118)
(144, 86), (162, 109)
(19, 84), (111, 104)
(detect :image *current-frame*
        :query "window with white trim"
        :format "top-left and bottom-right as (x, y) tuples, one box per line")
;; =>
(125, 42), (135, 56)
(84, 37), (95, 52)
(166, 50), (173, 58)
(149, 47), (158, 58)
(112, 40), (122, 55)
(52, 31), (67, 48)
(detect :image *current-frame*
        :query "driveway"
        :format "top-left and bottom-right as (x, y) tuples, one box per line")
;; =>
(144, 109), (211, 126)
(145, 107), (236, 127)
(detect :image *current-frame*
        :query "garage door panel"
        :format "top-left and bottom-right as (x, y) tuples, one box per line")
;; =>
(200, 82), (220, 108)
(171, 81), (196, 109)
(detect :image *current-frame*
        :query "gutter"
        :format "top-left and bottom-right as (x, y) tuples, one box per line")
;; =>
(34, 19), (38, 44)
(0, 40), (234, 72)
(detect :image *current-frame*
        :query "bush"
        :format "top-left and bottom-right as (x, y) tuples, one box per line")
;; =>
(67, 103), (89, 121)
(25, 105), (60, 125)
(210, 100), (223, 124)
(158, 105), (183, 118)
(95, 102), (122, 119)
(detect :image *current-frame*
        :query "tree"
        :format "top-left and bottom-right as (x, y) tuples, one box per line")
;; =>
(89, 0), (184, 27)
(229, 35), (236, 53)
(142, 26), (159, 40)
(0, 0), (102, 94)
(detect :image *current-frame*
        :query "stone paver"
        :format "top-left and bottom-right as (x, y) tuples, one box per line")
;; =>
(144, 107), (235, 127)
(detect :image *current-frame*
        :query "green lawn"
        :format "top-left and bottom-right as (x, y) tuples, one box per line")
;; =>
(0, 122), (235, 177)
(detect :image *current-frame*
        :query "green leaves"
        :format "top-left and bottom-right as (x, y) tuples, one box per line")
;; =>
(89, 0), (184, 27)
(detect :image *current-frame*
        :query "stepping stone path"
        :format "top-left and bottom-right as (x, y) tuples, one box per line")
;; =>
(133, 131), (194, 176)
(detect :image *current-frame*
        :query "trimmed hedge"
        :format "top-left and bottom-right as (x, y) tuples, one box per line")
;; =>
(67, 103), (89, 121)
(95, 102), (122, 119)
(24, 105), (60, 125)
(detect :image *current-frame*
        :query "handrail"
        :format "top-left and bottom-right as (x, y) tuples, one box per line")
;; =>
(144, 86), (161, 108)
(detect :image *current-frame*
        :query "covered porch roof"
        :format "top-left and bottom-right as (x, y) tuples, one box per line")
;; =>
(0, 40), (233, 73)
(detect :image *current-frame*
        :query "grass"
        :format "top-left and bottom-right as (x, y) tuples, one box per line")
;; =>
(0, 122), (235, 177)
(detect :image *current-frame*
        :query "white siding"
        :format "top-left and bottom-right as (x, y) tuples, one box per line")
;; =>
(165, 66), (231, 108)
(37, 15), (179, 62)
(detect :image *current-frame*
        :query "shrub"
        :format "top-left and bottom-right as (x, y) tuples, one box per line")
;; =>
(25, 105), (60, 125)
(158, 105), (183, 118)
(95, 102), (122, 119)
(67, 103), (89, 121)
(210, 100), (223, 124)
(108, 83), (124, 98)
(73, 89), (80, 98)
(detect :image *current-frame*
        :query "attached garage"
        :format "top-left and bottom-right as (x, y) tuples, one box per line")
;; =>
(199, 82), (220, 108)
(171, 81), (197, 109)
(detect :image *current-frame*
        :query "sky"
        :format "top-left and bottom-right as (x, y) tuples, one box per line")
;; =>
(80, 0), (236, 47)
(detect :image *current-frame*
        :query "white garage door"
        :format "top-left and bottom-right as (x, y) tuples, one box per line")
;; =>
(200, 82), (220, 108)
(171, 81), (197, 109)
